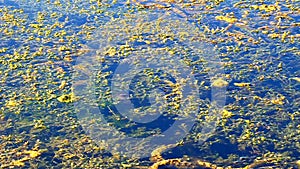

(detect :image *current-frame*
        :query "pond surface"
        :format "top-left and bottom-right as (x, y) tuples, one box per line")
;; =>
(0, 0), (300, 168)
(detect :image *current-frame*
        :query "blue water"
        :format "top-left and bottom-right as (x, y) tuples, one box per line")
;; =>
(0, 0), (300, 168)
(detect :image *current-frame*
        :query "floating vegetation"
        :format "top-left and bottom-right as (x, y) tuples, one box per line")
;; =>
(233, 82), (251, 87)
(0, 0), (299, 168)
(212, 78), (229, 87)
(215, 14), (238, 24)
(57, 93), (76, 103)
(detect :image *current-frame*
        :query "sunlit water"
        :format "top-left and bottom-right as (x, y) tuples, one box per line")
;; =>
(0, 0), (300, 168)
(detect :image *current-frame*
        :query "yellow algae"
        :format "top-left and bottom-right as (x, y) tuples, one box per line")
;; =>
(234, 82), (251, 87)
(57, 93), (76, 103)
(11, 160), (25, 167)
(58, 45), (70, 51)
(215, 15), (237, 24)
(242, 10), (250, 18)
(105, 47), (117, 56)
(0, 48), (8, 53)
(270, 95), (285, 105)
(168, 49), (176, 55)
(277, 62), (283, 69)
(9, 63), (18, 70)
(58, 80), (67, 90)
(53, 0), (61, 6)
(253, 96), (262, 100)
(268, 33), (281, 39)
(240, 131), (251, 140)
(29, 23), (42, 28)
(6, 100), (17, 107)
(0, 0), (299, 168)
(121, 164), (132, 168)
(290, 35), (295, 43)
(252, 4), (279, 12)
(24, 150), (41, 158)
(174, 104), (180, 110)
(144, 40), (151, 44)
(271, 99), (284, 105)
(64, 55), (73, 62)
(34, 119), (47, 129)
(211, 78), (229, 87)
(64, 153), (76, 159)
(244, 120), (251, 125)
(296, 160), (300, 168)
(281, 31), (289, 42)
(222, 109), (233, 119)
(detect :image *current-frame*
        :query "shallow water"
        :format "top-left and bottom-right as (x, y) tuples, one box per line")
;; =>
(0, 0), (300, 168)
